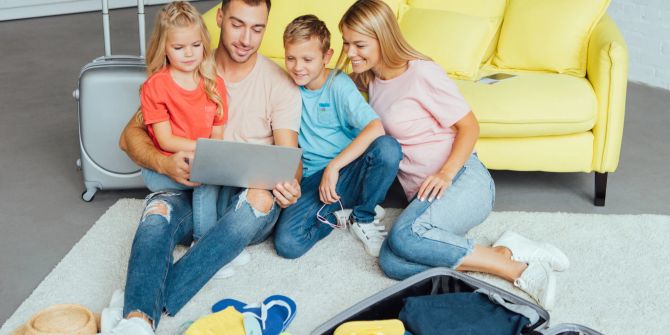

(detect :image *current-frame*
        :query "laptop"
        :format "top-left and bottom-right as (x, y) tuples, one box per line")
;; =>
(189, 139), (302, 190)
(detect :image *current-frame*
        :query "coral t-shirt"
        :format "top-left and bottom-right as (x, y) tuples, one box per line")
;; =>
(369, 60), (471, 200)
(141, 67), (228, 155)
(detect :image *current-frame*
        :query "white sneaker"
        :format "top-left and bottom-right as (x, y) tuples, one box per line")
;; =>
(101, 317), (154, 335)
(350, 218), (387, 257)
(514, 262), (556, 310)
(100, 289), (124, 332)
(494, 231), (570, 271)
(213, 249), (251, 279)
(335, 205), (386, 228)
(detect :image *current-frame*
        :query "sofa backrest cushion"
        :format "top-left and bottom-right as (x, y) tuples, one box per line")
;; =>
(493, 0), (611, 77)
(405, 0), (507, 65)
(406, 0), (507, 16)
(202, 0), (405, 69)
(400, 8), (499, 80)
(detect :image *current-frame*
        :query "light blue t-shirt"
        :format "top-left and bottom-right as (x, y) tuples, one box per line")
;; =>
(299, 70), (379, 177)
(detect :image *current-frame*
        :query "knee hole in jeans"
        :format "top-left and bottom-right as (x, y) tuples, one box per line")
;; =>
(237, 189), (274, 216)
(141, 200), (171, 222)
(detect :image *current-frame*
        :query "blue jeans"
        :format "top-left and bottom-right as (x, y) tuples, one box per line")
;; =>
(123, 187), (279, 328)
(274, 136), (402, 259)
(379, 154), (495, 280)
(142, 168), (219, 240)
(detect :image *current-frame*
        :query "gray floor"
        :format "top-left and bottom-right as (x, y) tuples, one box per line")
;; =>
(1, 1), (669, 326)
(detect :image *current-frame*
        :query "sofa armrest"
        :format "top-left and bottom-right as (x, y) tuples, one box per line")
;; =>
(587, 14), (628, 172)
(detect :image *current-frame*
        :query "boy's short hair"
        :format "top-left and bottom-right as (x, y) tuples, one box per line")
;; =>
(221, 0), (271, 11)
(283, 14), (331, 54)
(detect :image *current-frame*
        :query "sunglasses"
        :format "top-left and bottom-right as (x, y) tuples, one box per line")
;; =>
(316, 199), (348, 230)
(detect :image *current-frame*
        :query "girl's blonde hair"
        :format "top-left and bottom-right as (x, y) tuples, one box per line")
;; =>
(143, 1), (223, 119)
(336, 0), (430, 91)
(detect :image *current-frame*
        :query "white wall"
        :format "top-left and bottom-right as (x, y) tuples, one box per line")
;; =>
(608, 0), (670, 90)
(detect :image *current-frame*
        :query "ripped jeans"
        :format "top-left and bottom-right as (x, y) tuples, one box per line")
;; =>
(141, 168), (219, 240)
(123, 186), (279, 328)
(378, 154), (496, 280)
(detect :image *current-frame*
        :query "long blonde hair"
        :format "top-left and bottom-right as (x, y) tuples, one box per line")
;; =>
(143, 1), (223, 119)
(336, 0), (430, 91)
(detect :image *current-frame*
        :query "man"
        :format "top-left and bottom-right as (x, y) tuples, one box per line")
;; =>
(105, 1), (302, 334)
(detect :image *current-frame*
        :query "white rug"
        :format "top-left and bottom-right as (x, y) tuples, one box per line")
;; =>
(2, 199), (669, 335)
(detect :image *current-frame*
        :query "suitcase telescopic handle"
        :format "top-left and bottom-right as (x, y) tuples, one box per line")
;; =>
(102, 0), (146, 58)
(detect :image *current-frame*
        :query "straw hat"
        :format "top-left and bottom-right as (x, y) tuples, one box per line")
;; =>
(11, 304), (100, 335)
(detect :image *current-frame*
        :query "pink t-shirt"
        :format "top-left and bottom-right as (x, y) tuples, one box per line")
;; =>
(369, 60), (471, 200)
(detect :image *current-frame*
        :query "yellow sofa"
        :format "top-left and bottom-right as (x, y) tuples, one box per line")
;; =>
(202, 0), (628, 206)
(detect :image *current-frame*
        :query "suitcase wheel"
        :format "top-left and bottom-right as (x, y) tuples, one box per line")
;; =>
(82, 188), (97, 202)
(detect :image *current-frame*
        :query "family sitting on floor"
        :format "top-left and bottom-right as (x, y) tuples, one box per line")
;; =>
(100, 0), (571, 333)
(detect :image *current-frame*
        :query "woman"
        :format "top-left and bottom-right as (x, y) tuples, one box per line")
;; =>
(336, 0), (570, 309)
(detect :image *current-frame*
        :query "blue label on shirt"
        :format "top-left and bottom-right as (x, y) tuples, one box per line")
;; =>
(318, 102), (330, 112)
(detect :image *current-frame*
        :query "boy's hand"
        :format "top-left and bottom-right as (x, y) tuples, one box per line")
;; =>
(417, 171), (453, 202)
(319, 165), (340, 204)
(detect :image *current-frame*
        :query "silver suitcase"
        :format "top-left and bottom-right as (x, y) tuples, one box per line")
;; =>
(74, 0), (147, 201)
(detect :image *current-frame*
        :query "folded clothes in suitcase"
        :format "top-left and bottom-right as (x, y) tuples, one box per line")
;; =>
(73, 0), (147, 201)
(310, 267), (603, 335)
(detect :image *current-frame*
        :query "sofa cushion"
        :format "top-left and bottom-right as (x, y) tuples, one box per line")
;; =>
(455, 73), (597, 137)
(407, 0), (507, 17)
(400, 8), (499, 80)
(493, 0), (611, 77)
(405, 0), (507, 64)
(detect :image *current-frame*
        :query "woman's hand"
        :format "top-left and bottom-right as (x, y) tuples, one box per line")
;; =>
(319, 165), (341, 204)
(417, 171), (453, 202)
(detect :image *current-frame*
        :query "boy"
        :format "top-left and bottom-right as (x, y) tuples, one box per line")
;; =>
(273, 14), (402, 258)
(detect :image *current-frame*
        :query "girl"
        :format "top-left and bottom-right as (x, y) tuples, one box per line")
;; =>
(140, 1), (227, 240)
(337, 0), (570, 309)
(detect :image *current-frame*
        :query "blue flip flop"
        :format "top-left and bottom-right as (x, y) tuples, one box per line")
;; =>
(211, 296), (296, 335)
(260, 295), (297, 334)
(212, 298), (261, 315)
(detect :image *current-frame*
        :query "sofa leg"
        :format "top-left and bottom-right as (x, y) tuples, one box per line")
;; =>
(594, 172), (608, 206)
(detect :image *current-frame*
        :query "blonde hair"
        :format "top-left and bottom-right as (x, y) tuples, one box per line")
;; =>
(142, 1), (223, 120)
(336, 0), (430, 90)
(283, 14), (331, 54)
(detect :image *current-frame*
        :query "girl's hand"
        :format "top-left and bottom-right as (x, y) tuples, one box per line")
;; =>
(319, 165), (341, 204)
(417, 171), (453, 202)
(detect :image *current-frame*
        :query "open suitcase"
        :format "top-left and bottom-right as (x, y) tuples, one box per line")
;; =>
(73, 0), (147, 201)
(311, 267), (603, 335)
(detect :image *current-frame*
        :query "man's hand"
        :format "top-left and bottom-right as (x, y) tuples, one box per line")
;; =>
(319, 165), (340, 204)
(273, 179), (301, 208)
(160, 151), (200, 187)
